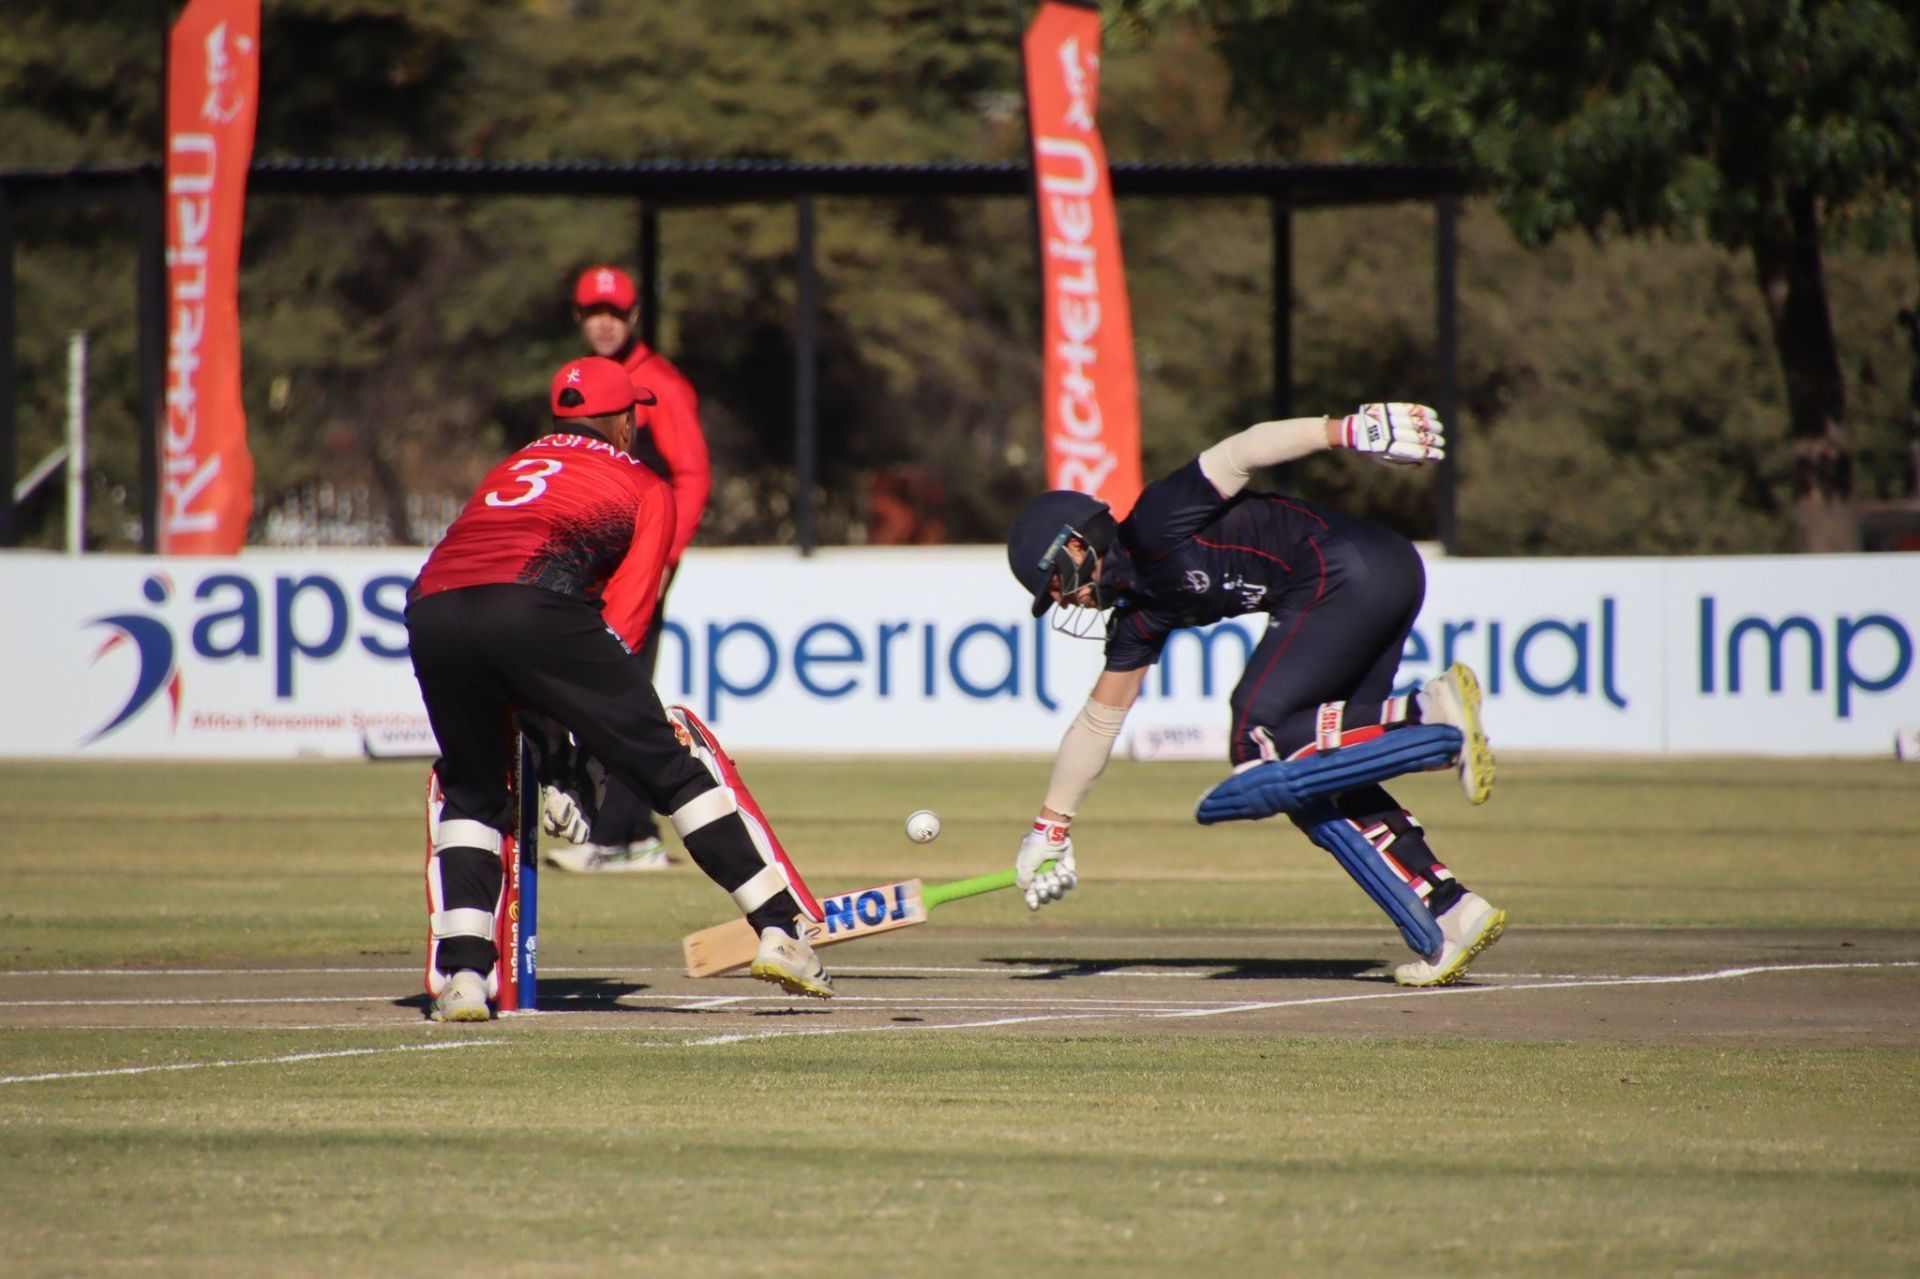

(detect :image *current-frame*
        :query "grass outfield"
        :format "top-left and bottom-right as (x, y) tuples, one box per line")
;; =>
(2, 756), (1917, 1276)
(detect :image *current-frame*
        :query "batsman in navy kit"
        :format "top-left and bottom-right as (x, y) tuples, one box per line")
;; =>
(1005, 404), (1506, 987)
(406, 356), (832, 1021)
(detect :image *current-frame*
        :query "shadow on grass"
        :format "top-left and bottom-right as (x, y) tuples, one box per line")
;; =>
(987, 957), (1384, 981)
(531, 977), (653, 1008)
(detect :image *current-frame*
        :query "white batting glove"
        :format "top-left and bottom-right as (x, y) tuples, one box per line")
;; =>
(540, 786), (591, 845)
(1017, 817), (1078, 911)
(1336, 402), (1446, 468)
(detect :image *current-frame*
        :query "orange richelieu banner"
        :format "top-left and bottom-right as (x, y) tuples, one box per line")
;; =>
(161, 0), (260, 554)
(1022, 0), (1142, 517)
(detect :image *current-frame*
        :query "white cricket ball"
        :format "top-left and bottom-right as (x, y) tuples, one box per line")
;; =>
(904, 809), (942, 843)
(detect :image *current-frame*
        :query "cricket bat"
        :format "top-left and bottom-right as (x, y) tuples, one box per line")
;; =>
(680, 863), (1048, 978)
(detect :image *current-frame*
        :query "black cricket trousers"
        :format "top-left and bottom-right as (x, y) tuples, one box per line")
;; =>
(406, 583), (711, 833)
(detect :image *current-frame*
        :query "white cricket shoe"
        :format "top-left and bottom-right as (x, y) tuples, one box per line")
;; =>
(1394, 893), (1508, 987)
(430, 970), (492, 1022)
(543, 836), (674, 873)
(750, 926), (835, 999)
(1419, 662), (1496, 805)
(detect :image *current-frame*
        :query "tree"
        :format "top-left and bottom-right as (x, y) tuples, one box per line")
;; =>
(1135, 0), (1920, 550)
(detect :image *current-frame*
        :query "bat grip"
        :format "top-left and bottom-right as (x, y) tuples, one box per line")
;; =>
(922, 860), (1055, 909)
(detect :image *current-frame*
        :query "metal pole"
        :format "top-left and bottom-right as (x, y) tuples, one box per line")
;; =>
(637, 200), (660, 350)
(1270, 195), (1293, 420)
(143, 15), (168, 554)
(794, 195), (818, 556)
(138, 168), (165, 553)
(1268, 195), (1295, 493)
(66, 331), (87, 553)
(1435, 192), (1459, 553)
(0, 180), (16, 547)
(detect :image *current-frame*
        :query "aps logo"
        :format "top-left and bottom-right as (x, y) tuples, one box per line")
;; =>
(86, 574), (182, 744)
(77, 566), (418, 746)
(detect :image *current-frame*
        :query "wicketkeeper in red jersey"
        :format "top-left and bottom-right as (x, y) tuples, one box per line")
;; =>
(541, 265), (715, 872)
(406, 356), (831, 1020)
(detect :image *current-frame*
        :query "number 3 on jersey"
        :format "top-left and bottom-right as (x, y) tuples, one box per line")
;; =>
(485, 458), (563, 508)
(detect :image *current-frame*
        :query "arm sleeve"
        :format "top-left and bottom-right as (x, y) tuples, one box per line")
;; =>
(1041, 698), (1131, 819)
(1102, 606), (1174, 673)
(1196, 417), (1332, 498)
(598, 478), (676, 649)
(650, 371), (710, 566)
(1122, 460), (1233, 553)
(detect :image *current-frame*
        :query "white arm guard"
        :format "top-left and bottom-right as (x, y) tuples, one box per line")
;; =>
(1041, 698), (1131, 819)
(1196, 417), (1333, 498)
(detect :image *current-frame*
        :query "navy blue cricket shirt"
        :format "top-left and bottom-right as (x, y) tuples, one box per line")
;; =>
(1100, 459), (1349, 672)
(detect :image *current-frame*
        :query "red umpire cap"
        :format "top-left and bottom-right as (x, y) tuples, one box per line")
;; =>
(550, 357), (656, 418)
(573, 265), (638, 312)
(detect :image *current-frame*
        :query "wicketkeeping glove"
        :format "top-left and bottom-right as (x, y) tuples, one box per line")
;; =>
(541, 786), (592, 845)
(1336, 402), (1446, 468)
(1016, 817), (1078, 911)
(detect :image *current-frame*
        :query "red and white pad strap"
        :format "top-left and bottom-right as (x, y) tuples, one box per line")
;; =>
(667, 705), (824, 923)
(1315, 702), (1348, 752)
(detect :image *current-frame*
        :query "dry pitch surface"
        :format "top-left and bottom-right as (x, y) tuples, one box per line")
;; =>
(8, 926), (1915, 1048)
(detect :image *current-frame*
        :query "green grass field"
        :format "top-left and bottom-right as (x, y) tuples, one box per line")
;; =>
(2, 756), (1917, 1276)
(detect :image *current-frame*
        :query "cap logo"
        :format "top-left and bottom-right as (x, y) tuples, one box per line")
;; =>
(567, 366), (583, 383)
(595, 269), (616, 295)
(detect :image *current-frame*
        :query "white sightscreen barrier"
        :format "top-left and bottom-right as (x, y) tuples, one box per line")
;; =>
(1, 547), (1914, 759)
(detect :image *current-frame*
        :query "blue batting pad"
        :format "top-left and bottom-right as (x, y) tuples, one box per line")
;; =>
(1195, 724), (1462, 824)
(1293, 803), (1443, 959)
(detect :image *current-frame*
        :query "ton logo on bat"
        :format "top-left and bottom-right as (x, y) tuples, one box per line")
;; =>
(822, 885), (914, 936)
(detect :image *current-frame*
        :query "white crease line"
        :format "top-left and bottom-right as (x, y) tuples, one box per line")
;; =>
(676, 959), (1920, 1044)
(12, 948), (1920, 981)
(1, 963), (1059, 979)
(1, 991), (1277, 1013)
(622, 1002), (1201, 1017)
(1153, 960), (1920, 1019)
(0, 995), (403, 1008)
(685, 1013), (1115, 1046)
(2, 965), (677, 979)
(6, 967), (425, 978)
(11, 961), (1913, 1014)
(0, 1038), (504, 1086)
(629, 992), (1256, 1007)
(15, 1024), (469, 1033)
(811, 964), (1055, 975)
(9, 961), (1910, 1046)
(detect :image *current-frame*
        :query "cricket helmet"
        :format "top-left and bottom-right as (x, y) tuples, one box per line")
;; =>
(1006, 490), (1118, 620)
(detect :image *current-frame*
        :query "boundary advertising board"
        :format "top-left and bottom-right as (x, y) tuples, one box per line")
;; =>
(3, 548), (1913, 759)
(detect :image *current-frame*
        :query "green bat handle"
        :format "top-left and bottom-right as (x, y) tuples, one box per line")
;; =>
(922, 860), (1054, 909)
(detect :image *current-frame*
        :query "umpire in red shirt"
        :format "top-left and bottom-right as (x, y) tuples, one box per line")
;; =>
(406, 357), (831, 1020)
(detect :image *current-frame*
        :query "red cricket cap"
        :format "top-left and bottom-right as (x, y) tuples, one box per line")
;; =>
(572, 264), (638, 312)
(550, 357), (656, 418)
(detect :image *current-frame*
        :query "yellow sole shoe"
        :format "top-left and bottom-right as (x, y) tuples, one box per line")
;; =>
(1446, 662), (1496, 806)
(749, 958), (835, 999)
(1396, 906), (1508, 987)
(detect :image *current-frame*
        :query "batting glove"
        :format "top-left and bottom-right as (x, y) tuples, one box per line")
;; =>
(540, 786), (592, 845)
(1016, 817), (1078, 911)
(1336, 402), (1446, 468)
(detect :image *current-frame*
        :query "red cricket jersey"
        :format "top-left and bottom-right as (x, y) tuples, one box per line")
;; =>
(620, 341), (710, 567)
(412, 431), (676, 649)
